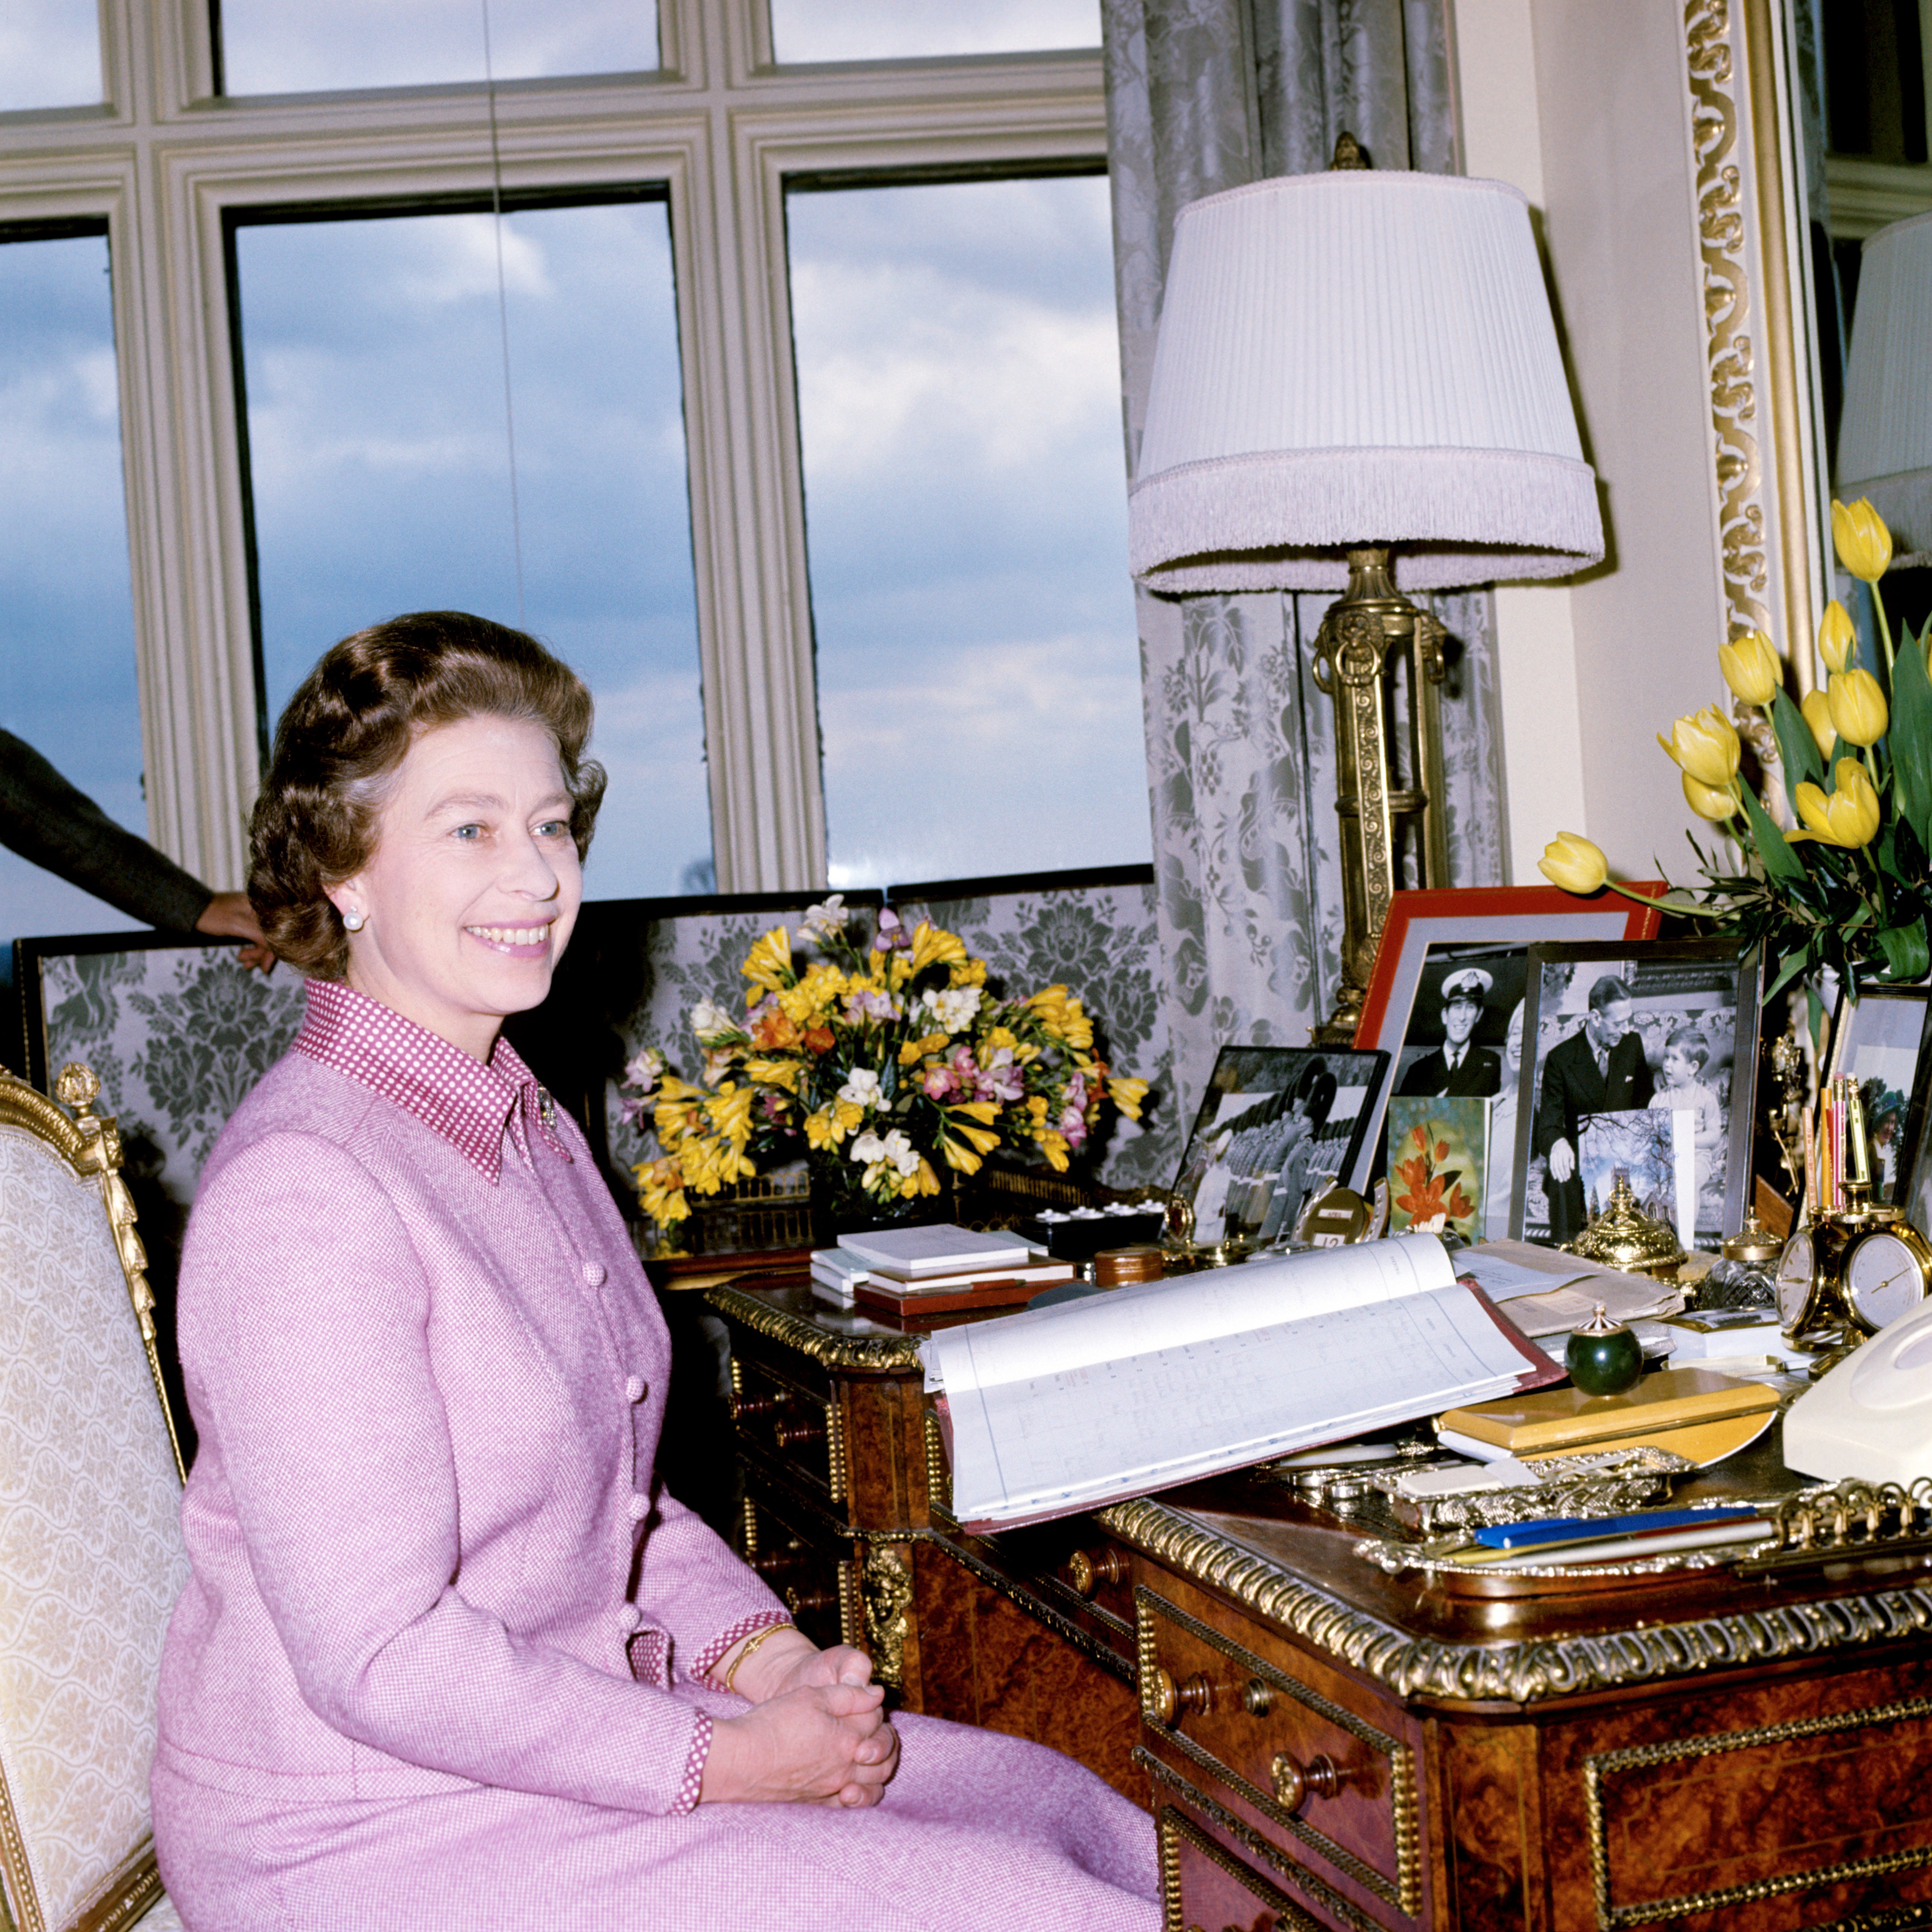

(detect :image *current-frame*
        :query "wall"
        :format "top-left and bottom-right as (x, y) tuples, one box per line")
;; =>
(1453, 0), (1730, 884)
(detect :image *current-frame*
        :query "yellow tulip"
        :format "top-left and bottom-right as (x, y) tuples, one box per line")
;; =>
(1718, 629), (1779, 706)
(1681, 771), (1736, 821)
(1656, 705), (1741, 788)
(1833, 497), (1894, 583)
(1801, 688), (1836, 760)
(1818, 599), (1856, 674)
(1789, 759), (1881, 849)
(1827, 667), (1888, 747)
(1537, 832), (1609, 895)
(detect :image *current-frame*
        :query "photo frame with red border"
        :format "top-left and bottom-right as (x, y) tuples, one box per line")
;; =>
(1345, 884), (1667, 1193)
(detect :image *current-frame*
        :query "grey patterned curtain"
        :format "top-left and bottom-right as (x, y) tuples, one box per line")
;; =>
(1102, 0), (1510, 1115)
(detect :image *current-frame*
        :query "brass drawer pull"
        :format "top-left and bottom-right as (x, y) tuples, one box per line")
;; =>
(773, 1416), (826, 1450)
(1153, 1666), (1214, 1725)
(784, 1583), (838, 1616)
(1065, 1546), (1129, 1597)
(1271, 1751), (1346, 1813)
(733, 1391), (787, 1420)
(749, 1539), (807, 1580)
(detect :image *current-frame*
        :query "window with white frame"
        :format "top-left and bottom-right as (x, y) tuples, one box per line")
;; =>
(0, 0), (1146, 922)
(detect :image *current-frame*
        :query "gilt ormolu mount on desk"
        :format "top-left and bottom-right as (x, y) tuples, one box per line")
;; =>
(707, 1268), (1932, 1930)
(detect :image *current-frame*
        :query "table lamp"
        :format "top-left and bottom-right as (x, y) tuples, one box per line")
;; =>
(1838, 207), (1932, 564)
(1128, 137), (1602, 1043)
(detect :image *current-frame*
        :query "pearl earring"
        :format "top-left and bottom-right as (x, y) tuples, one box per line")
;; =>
(342, 909), (366, 933)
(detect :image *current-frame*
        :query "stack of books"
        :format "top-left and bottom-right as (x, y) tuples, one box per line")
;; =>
(810, 1224), (1074, 1318)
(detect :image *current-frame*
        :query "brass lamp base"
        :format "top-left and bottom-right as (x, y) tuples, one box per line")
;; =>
(1310, 548), (1449, 1046)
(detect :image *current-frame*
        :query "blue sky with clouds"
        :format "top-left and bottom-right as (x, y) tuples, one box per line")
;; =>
(2, 1), (1139, 947)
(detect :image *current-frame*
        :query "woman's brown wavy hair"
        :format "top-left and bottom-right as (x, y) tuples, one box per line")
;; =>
(250, 611), (606, 980)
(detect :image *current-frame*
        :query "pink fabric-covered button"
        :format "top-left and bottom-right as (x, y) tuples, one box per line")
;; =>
(627, 1492), (649, 1520)
(582, 1261), (606, 1287)
(616, 1602), (642, 1633)
(625, 1375), (645, 1403)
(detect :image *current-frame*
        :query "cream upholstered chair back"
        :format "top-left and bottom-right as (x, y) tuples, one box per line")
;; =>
(0, 1063), (189, 1932)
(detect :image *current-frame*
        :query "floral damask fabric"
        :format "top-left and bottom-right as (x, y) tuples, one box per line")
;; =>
(1102, 0), (1510, 1117)
(0, 1125), (190, 1931)
(37, 947), (305, 1224)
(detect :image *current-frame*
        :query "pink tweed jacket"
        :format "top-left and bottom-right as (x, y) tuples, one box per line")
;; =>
(153, 985), (1157, 1931)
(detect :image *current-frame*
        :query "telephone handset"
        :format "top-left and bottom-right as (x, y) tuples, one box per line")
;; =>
(1784, 1293), (1932, 1485)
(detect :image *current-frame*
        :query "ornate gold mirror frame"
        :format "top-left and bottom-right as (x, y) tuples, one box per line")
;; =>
(1682, 0), (1830, 690)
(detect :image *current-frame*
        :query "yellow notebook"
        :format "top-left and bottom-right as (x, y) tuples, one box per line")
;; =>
(1438, 1367), (1779, 1461)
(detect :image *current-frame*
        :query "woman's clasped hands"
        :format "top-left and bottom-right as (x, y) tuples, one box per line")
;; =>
(699, 1629), (900, 1810)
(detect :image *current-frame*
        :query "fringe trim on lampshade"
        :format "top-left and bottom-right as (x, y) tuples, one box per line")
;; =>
(1128, 446), (1605, 592)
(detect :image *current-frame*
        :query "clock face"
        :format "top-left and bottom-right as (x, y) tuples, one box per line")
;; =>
(1776, 1229), (1817, 1328)
(1845, 1228), (1932, 1333)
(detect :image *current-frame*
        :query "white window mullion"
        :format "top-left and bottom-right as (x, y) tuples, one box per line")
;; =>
(664, 0), (825, 893)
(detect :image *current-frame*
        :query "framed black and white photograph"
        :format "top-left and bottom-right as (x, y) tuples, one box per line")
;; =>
(1170, 1044), (1388, 1247)
(1387, 942), (1533, 1236)
(1832, 988), (1932, 1213)
(1351, 885), (1667, 1194)
(1513, 940), (1764, 1251)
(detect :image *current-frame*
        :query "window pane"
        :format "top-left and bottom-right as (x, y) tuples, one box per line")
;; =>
(787, 174), (1148, 887)
(0, 234), (147, 947)
(770, 0), (1100, 62)
(220, 0), (658, 95)
(0, 0), (100, 111)
(233, 200), (710, 897)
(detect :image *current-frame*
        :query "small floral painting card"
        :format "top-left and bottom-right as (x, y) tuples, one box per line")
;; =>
(1386, 1096), (1491, 1243)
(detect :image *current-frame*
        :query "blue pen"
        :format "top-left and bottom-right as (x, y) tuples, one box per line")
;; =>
(1471, 1504), (1765, 1551)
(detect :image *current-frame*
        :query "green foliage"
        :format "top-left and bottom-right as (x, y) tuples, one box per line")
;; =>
(1673, 620), (1932, 1006)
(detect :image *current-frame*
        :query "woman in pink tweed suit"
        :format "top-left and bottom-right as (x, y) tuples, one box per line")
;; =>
(151, 614), (1158, 1930)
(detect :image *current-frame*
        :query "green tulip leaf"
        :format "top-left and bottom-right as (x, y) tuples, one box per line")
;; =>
(1769, 687), (1825, 806)
(1889, 619), (1932, 853)
(1764, 947), (1812, 1002)
(1878, 917), (1931, 983)
(1737, 780), (1808, 884)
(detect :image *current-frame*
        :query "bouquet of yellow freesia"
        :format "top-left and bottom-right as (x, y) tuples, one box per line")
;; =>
(623, 896), (1148, 1243)
(1537, 497), (1929, 1009)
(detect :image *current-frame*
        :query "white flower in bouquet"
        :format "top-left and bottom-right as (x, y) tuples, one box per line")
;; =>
(919, 985), (983, 1033)
(837, 1067), (883, 1111)
(690, 997), (734, 1039)
(797, 894), (849, 941)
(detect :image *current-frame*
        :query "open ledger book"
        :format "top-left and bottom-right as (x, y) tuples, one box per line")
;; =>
(923, 1234), (1560, 1533)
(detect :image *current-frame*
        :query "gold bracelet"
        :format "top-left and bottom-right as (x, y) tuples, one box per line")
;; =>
(719, 1621), (792, 1696)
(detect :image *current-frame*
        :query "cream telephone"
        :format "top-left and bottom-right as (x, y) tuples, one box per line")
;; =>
(1784, 1292), (1932, 1486)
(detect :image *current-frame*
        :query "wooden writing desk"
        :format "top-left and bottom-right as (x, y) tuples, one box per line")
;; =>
(702, 1271), (1932, 1931)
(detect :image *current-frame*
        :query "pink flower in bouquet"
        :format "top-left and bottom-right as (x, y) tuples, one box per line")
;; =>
(975, 1047), (1025, 1103)
(870, 908), (910, 953)
(843, 986), (898, 1023)
(921, 1064), (958, 1100)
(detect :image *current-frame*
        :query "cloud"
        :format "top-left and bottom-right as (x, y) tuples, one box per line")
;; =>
(769, 0), (1099, 63)
(819, 633), (1150, 886)
(219, 0), (658, 94)
(0, 0), (101, 112)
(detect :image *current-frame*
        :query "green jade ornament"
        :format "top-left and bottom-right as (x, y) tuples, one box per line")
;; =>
(1565, 1302), (1645, 1397)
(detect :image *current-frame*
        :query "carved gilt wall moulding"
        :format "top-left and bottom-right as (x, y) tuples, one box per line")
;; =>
(1680, 0), (1826, 686)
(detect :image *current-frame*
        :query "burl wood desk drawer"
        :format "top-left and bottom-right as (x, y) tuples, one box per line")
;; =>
(1136, 1567), (1425, 1932)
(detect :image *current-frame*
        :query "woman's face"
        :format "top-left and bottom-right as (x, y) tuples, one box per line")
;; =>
(330, 713), (582, 1059)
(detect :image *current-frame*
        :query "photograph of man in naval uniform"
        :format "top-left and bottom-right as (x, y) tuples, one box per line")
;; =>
(1396, 966), (1503, 1098)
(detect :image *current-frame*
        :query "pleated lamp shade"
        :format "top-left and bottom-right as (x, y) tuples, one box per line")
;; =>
(1129, 171), (1603, 593)
(1838, 209), (1932, 557)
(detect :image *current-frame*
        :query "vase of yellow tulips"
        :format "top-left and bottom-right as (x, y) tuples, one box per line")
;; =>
(620, 896), (1149, 1251)
(1538, 497), (1926, 1009)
